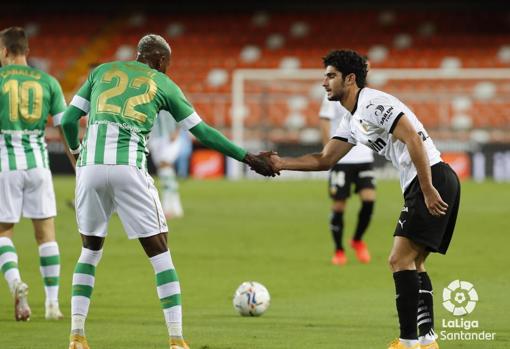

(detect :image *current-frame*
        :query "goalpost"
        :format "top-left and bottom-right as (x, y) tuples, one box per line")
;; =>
(229, 68), (510, 179)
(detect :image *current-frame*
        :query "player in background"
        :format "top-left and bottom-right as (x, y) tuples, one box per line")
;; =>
(267, 50), (460, 349)
(149, 111), (185, 219)
(319, 95), (375, 265)
(0, 27), (74, 321)
(61, 34), (273, 349)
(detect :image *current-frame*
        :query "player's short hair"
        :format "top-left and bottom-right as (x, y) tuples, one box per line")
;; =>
(322, 50), (368, 88)
(137, 34), (171, 58)
(0, 27), (29, 56)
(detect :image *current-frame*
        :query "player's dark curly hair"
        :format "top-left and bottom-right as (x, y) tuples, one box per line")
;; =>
(322, 50), (368, 88)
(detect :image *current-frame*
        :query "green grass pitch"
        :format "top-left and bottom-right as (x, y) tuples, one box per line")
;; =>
(1, 176), (509, 348)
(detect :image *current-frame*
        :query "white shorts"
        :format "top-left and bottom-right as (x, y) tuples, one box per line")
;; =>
(0, 168), (57, 223)
(149, 137), (182, 166)
(75, 164), (168, 239)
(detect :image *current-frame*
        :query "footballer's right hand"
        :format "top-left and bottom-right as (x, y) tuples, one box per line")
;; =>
(243, 152), (279, 177)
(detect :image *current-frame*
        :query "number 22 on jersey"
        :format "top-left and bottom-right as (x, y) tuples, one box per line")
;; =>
(96, 69), (157, 123)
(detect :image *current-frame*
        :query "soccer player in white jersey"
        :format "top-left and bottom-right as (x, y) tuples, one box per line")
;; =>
(267, 50), (460, 349)
(149, 110), (185, 218)
(319, 96), (375, 265)
(61, 34), (274, 349)
(0, 27), (71, 321)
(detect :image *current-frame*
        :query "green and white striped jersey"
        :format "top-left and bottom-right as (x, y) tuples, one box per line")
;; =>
(71, 61), (201, 169)
(0, 64), (66, 172)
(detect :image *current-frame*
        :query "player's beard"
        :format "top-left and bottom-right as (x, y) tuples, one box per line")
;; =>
(327, 79), (347, 102)
(327, 87), (344, 102)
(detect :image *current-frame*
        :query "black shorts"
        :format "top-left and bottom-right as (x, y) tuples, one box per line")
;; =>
(328, 163), (376, 200)
(394, 162), (461, 254)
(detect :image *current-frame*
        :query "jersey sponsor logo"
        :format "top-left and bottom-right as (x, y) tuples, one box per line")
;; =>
(380, 106), (394, 126)
(0, 129), (43, 136)
(398, 219), (406, 229)
(93, 119), (141, 133)
(367, 137), (387, 152)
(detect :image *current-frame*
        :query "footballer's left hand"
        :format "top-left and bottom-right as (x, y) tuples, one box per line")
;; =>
(423, 186), (448, 216)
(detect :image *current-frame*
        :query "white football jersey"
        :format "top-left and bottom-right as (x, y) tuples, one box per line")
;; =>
(319, 95), (374, 164)
(333, 87), (442, 192)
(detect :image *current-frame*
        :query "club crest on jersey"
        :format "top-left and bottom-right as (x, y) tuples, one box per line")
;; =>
(374, 105), (385, 116)
(354, 119), (370, 134)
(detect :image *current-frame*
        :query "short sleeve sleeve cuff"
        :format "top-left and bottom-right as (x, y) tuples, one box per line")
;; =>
(52, 112), (64, 126)
(178, 112), (202, 130)
(71, 95), (91, 113)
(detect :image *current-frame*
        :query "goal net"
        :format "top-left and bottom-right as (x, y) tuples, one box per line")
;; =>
(229, 68), (510, 179)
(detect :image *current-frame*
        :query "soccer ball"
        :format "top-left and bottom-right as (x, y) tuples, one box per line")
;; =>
(233, 281), (270, 317)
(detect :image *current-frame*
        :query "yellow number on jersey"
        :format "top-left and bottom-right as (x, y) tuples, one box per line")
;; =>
(3, 80), (43, 122)
(96, 70), (157, 123)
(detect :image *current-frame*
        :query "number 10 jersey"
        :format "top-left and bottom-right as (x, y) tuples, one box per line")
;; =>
(0, 64), (66, 172)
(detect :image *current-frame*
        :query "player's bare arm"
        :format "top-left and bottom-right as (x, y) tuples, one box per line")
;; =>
(271, 139), (353, 172)
(391, 114), (448, 217)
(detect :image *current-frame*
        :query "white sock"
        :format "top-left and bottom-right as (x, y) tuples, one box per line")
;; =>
(71, 314), (86, 336)
(38, 241), (61, 304)
(399, 338), (419, 347)
(71, 247), (103, 335)
(0, 237), (21, 294)
(419, 329), (437, 344)
(150, 251), (183, 338)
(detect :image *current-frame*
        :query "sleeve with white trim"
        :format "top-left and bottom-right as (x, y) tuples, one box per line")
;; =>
(362, 96), (404, 134)
(332, 112), (356, 145)
(49, 77), (67, 126)
(60, 106), (84, 151)
(61, 71), (94, 151)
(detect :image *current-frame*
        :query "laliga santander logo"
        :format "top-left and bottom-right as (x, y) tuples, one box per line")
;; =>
(442, 280), (479, 316)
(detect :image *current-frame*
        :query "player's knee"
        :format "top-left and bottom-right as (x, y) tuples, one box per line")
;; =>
(332, 200), (346, 212)
(388, 253), (414, 272)
(0, 223), (14, 236)
(359, 189), (376, 202)
(35, 234), (54, 245)
(139, 233), (168, 257)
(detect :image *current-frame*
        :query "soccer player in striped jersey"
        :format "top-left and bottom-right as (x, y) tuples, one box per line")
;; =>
(149, 110), (185, 219)
(268, 50), (460, 349)
(0, 27), (70, 321)
(61, 34), (273, 349)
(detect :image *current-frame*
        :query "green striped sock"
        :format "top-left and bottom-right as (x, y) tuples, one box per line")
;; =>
(0, 237), (21, 294)
(150, 251), (183, 338)
(71, 247), (103, 335)
(38, 241), (60, 303)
